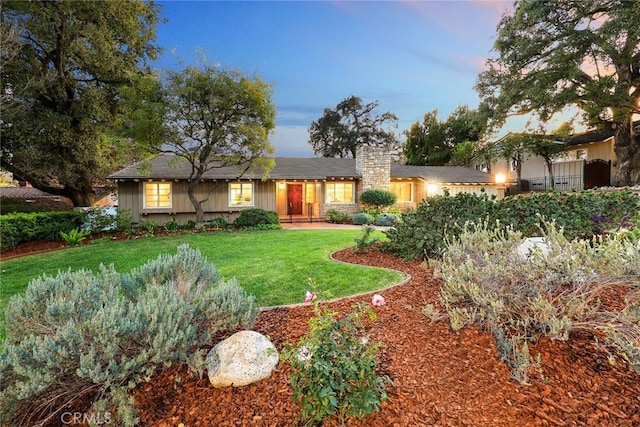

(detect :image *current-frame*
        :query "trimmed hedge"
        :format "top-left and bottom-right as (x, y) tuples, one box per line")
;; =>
(0, 211), (84, 250)
(352, 212), (374, 225)
(233, 208), (280, 227)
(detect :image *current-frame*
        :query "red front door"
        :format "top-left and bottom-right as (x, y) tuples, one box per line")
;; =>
(287, 184), (303, 215)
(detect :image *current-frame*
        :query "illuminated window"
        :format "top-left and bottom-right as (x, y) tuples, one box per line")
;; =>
(143, 182), (171, 208)
(325, 182), (354, 203)
(390, 182), (413, 202)
(229, 182), (254, 207)
(305, 184), (316, 203)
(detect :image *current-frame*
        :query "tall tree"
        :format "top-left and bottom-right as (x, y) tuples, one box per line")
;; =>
(144, 66), (276, 225)
(308, 95), (398, 158)
(403, 110), (447, 166)
(0, 0), (160, 206)
(404, 106), (485, 166)
(476, 0), (640, 186)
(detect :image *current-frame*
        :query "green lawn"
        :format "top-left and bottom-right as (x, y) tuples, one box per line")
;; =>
(0, 229), (404, 339)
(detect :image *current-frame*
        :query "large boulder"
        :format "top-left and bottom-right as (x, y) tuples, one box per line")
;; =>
(207, 330), (279, 388)
(517, 237), (550, 260)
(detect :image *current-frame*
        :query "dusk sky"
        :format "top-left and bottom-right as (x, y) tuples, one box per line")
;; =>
(152, 1), (548, 157)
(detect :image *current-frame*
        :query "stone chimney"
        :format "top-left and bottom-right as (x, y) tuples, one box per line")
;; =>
(355, 144), (391, 193)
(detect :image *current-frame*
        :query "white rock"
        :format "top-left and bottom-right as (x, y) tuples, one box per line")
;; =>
(207, 330), (279, 388)
(517, 237), (550, 260)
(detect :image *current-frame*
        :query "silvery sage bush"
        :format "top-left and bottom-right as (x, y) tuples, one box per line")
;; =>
(433, 221), (640, 384)
(0, 244), (257, 426)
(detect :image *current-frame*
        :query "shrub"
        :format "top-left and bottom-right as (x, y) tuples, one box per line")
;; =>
(433, 221), (640, 384)
(59, 227), (91, 246)
(209, 216), (229, 229)
(352, 212), (374, 225)
(354, 225), (380, 254)
(0, 211), (84, 250)
(163, 215), (181, 231)
(384, 188), (640, 261)
(360, 189), (397, 209)
(233, 208), (280, 228)
(281, 302), (390, 425)
(383, 191), (496, 260)
(325, 209), (351, 224)
(375, 213), (398, 226)
(1, 244), (257, 426)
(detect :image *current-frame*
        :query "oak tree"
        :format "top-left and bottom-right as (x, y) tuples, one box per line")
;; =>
(476, 0), (640, 185)
(149, 66), (276, 225)
(308, 95), (398, 158)
(0, 0), (161, 206)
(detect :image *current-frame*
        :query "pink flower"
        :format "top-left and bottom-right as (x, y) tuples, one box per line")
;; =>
(371, 294), (386, 306)
(305, 291), (317, 304)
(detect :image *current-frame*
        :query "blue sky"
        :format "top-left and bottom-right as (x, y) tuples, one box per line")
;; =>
(154, 0), (521, 157)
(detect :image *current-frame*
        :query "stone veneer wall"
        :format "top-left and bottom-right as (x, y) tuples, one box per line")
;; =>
(355, 145), (391, 196)
(322, 202), (359, 216)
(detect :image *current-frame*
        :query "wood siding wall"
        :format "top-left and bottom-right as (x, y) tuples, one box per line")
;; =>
(117, 180), (276, 224)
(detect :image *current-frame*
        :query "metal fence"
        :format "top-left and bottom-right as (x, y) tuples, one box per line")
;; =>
(527, 175), (583, 192)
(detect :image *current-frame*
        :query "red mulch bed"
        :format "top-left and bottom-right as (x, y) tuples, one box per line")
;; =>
(3, 241), (639, 426)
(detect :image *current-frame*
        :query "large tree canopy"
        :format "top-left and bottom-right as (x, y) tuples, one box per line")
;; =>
(0, 0), (161, 206)
(476, 0), (640, 185)
(140, 66), (276, 225)
(403, 106), (486, 166)
(308, 95), (398, 158)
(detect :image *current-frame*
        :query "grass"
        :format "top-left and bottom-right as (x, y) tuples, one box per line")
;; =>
(0, 229), (405, 340)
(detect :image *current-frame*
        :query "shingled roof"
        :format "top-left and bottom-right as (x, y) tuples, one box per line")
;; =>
(108, 154), (495, 184)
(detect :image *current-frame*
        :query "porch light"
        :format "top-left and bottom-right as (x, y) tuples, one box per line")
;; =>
(426, 183), (439, 196)
(278, 182), (285, 190)
(495, 173), (506, 184)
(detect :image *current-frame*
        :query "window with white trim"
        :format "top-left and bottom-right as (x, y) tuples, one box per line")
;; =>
(390, 182), (413, 202)
(229, 182), (254, 207)
(143, 182), (172, 209)
(325, 182), (354, 203)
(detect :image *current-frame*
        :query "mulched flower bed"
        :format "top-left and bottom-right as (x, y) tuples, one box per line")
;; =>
(134, 247), (640, 427)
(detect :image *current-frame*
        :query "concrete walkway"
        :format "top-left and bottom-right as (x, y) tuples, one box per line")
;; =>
(280, 221), (390, 231)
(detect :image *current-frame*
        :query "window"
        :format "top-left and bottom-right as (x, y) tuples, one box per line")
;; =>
(390, 182), (413, 202)
(325, 182), (354, 203)
(229, 182), (253, 207)
(576, 149), (588, 160)
(144, 182), (171, 209)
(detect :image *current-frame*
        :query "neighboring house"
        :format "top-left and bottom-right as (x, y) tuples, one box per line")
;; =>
(476, 128), (616, 193)
(0, 185), (74, 213)
(108, 145), (502, 224)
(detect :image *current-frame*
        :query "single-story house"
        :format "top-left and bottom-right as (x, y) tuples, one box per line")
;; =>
(476, 128), (617, 192)
(108, 145), (503, 224)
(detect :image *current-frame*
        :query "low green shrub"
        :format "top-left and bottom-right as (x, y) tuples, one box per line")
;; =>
(59, 227), (91, 246)
(0, 211), (84, 250)
(281, 302), (390, 426)
(352, 212), (374, 225)
(354, 225), (380, 254)
(209, 216), (229, 229)
(433, 221), (640, 384)
(325, 209), (351, 224)
(233, 208), (280, 228)
(375, 213), (398, 227)
(0, 244), (257, 426)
